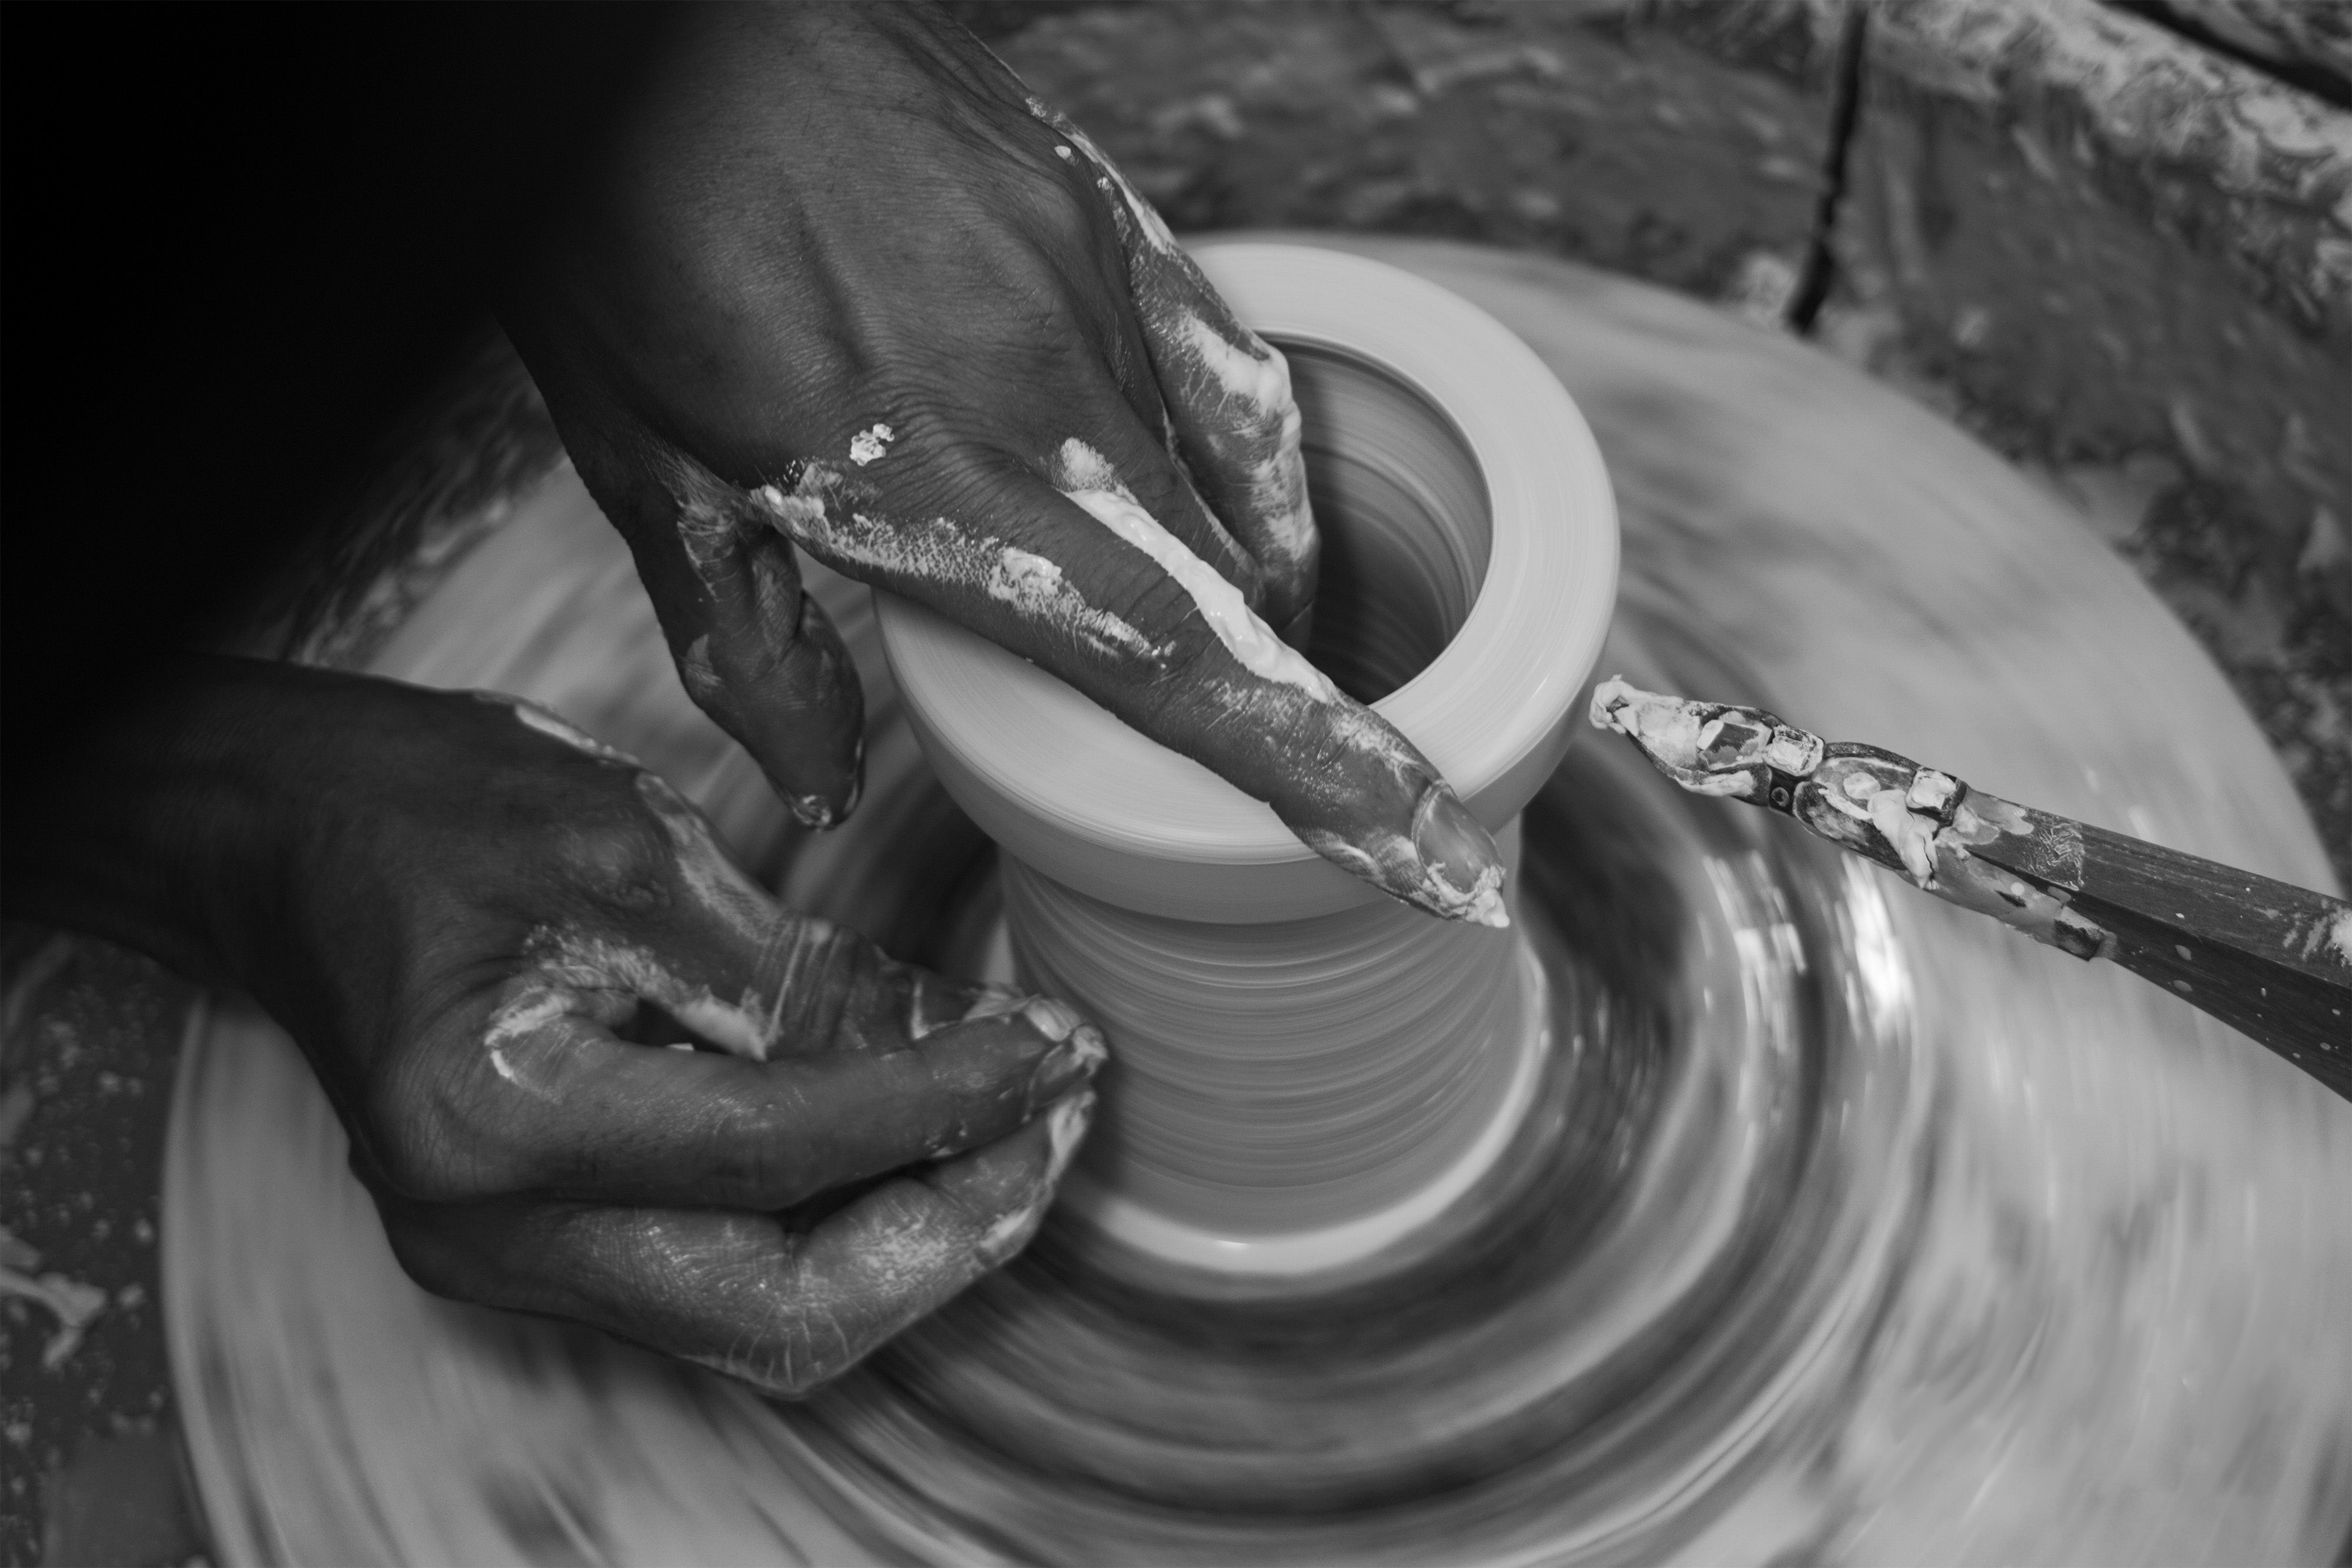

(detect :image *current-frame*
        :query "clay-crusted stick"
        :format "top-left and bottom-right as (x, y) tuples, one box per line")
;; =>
(1590, 678), (2352, 1099)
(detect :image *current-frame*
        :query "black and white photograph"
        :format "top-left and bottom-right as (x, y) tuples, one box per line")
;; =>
(4, 2), (2348, 1564)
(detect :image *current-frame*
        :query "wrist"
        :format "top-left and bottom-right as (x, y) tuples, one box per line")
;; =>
(2, 656), (338, 989)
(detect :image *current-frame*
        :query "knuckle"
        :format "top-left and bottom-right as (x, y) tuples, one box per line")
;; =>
(776, 920), (900, 1052)
(547, 798), (676, 914)
(376, 1211), (478, 1307)
(1129, 620), (1220, 699)
(1013, 156), (1107, 260)
(362, 1114), (473, 1203)
(360, 1053), (520, 1203)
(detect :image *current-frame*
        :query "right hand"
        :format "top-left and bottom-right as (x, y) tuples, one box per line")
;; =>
(496, 1), (1506, 927)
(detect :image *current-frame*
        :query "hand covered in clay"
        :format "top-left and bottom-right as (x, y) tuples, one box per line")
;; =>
(8, 658), (1101, 1395)
(498, 1), (1506, 926)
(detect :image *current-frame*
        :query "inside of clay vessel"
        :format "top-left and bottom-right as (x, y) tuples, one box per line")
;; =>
(1285, 337), (1492, 703)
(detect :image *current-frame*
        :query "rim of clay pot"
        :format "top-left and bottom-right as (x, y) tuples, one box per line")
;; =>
(878, 240), (1618, 921)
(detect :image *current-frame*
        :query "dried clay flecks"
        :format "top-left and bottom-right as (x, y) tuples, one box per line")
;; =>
(1588, 678), (1820, 801)
(1173, 313), (1314, 573)
(476, 766), (820, 1076)
(753, 465), (1170, 670)
(1027, 95), (1181, 262)
(2298, 907), (2352, 967)
(977, 1090), (1098, 1268)
(481, 927), (780, 1080)
(753, 449), (1487, 927)
(1027, 94), (1311, 579)
(489, 692), (642, 768)
(1591, 679), (2113, 959)
(1050, 438), (1336, 702)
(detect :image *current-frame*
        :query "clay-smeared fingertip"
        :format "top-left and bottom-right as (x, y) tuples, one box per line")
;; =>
(1064, 1023), (1110, 1079)
(1465, 886), (1512, 929)
(1414, 784), (1496, 888)
(1020, 997), (1084, 1042)
(1025, 1024), (1107, 1109)
(1408, 785), (1509, 927)
(1044, 1088), (1097, 1185)
(1406, 878), (1510, 929)
(969, 1088), (1095, 1269)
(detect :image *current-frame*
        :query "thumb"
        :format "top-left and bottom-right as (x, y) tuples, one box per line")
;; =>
(579, 419), (866, 829)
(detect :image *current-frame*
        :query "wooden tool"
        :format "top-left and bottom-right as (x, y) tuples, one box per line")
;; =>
(1592, 680), (2352, 1100)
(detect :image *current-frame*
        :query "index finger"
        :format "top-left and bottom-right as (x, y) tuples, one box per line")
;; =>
(754, 444), (1506, 927)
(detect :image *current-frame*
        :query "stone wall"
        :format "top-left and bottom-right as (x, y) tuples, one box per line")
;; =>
(1827, 0), (2352, 880)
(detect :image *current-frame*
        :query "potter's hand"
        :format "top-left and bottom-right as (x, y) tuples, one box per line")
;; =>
(497, 2), (1506, 926)
(5, 657), (1101, 1397)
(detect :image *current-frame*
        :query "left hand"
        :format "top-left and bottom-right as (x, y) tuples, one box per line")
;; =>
(2, 656), (1104, 1395)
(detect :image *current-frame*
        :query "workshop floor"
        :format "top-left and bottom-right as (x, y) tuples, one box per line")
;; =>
(2, 932), (206, 1568)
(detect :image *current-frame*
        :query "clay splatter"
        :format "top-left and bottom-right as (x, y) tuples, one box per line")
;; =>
(754, 464), (1171, 670)
(1176, 315), (1314, 569)
(2298, 907), (2352, 968)
(1409, 785), (1509, 928)
(1025, 96), (1312, 584)
(0, 1235), (108, 1370)
(978, 1089), (1097, 1267)
(1593, 680), (2114, 957)
(1051, 438), (1335, 702)
(488, 693), (641, 767)
(1027, 96), (1181, 260)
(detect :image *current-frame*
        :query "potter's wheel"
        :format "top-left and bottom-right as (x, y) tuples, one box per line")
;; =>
(162, 240), (2352, 1565)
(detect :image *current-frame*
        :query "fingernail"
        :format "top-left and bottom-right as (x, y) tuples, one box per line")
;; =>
(1021, 997), (1084, 1042)
(1043, 1087), (1097, 1184)
(970, 1089), (1098, 1269)
(976, 1205), (1045, 1270)
(1027, 1025), (1107, 1109)
(960, 982), (1028, 1023)
(1411, 785), (1511, 928)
